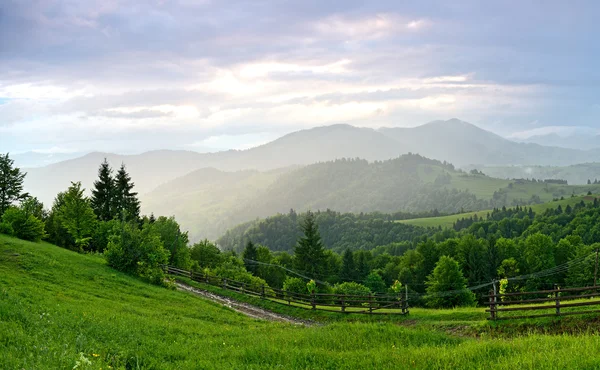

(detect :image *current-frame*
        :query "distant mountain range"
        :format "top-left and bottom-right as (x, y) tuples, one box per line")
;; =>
(21, 118), (600, 212)
(515, 132), (600, 151)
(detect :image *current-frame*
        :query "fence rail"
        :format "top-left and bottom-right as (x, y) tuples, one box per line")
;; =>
(164, 265), (409, 315)
(485, 285), (600, 320)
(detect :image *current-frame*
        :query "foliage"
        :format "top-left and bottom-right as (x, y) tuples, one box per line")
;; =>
(242, 240), (258, 274)
(0, 153), (28, 217)
(104, 221), (170, 284)
(283, 277), (307, 299)
(90, 158), (115, 221)
(425, 256), (475, 308)
(293, 211), (327, 277)
(332, 282), (372, 297)
(57, 182), (97, 252)
(190, 239), (223, 270)
(112, 164), (140, 223)
(364, 272), (387, 294)
(149, 216), (191, 270)
(0, 206), (46, 241)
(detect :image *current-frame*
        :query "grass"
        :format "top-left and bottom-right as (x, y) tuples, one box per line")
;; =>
(6, 235), (600, 368)
(399, 195), (598, 229)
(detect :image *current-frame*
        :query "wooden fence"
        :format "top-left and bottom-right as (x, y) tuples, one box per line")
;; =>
(164, 265), (409, 315)
(486, 285), (600, 320)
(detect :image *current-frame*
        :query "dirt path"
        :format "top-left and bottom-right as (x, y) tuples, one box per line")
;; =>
(176, 282), (314, 326)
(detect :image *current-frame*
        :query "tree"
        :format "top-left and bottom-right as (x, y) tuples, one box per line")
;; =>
(425, 256), (475, 308)
(293, 211), (326, 277)
(242, 240), (259, 274)
(0, 153), (28, 217)
(104, 221), (170, 284)
(0, 205), (46, 241)
(340, 248), (356, 281)
(91, 159), (114, 221)
(364, 271), (386, 294)
(190, 239), (222, 270)
(113, 164), (140, 222)
(58, 182), (97, 251)
(150, 216), (191, 269)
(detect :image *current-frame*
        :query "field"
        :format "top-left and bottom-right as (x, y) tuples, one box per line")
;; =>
(399, 195), (598, 229)
(6, 235), (600, 369)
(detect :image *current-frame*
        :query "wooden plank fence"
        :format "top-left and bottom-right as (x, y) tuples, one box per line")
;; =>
(486, 285), (600, 320)
(164, 265), (409, 315)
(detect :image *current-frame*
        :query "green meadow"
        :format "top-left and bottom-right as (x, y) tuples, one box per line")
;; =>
(4, 234), (600, 369)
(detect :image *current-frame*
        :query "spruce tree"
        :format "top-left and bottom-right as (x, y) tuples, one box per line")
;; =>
(242, 240), (259, 274)
(0, 153), (28, 217)
(340, 248), (356, 281)
(113, 163), (140, 222)
(90, 159), (114, 221)
(293, 211), (326, 277)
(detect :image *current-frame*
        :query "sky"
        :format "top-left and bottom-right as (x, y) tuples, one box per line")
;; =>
(1, 0), (600, 155)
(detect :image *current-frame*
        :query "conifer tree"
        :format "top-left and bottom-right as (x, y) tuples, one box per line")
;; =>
(0, 153), (28, 217)
(113, 164), (140, 222)
(242, 240), (259, 274)
(293, 211), (326, 277)
(90, 159), (114, 221)
(340, 248), (356, 281)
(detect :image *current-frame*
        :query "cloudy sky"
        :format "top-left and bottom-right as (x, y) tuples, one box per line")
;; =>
(1, 0), (599, 155)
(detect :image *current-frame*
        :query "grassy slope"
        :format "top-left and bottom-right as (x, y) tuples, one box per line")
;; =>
(399, 195), (597, 229)
(5, 235), (600, 369)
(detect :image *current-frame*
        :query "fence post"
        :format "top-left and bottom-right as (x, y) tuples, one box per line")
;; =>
(369, 293), (373, 314)
(404, 284), (409, 315)
(489, 289), (496, 320)
(205, 273), (209, 284)
(261, 285), (265, 299)
(555, 284), (561, 316)
(341, 295), (345, 312)
(311, 290), (316, 310)
(190, 270), (193, 279)
(241, 282), (245, 295)
(222, 278), (227, 289)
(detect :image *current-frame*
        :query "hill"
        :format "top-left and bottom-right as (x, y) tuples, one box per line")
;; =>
(398, 195), (598, 229)
(23, 119), (600, 207)
(5, 236), (600, 368)
(144, 154), (517, 241)
(463, 163), (600, 185)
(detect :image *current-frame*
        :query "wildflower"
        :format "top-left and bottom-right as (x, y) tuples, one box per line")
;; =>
(92, 353), (100, 357)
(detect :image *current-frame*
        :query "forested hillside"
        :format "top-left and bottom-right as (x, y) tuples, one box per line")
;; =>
(147, 154), (600, 241)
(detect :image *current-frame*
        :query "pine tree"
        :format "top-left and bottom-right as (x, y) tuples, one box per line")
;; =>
(58, 182), (97, 252)
(242, 240), (259, 274)
(113, 164), (140, 222)
(293, 211), (326, 277)
(0, 153), (28, 217)
(90, 159), (114, 221)
(340, 248), (356, 281)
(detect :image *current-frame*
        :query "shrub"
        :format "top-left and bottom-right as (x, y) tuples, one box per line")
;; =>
(333, 282), (372, 306)
(104, 222), (170, 285)
(283, 277), (307, 301)
(1, 206), (46, 242)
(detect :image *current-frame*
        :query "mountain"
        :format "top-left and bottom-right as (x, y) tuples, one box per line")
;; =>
(23, 119), (600, 208)
(516, 133), (600, 151)
(379, 119), (591, 166)
(11, 151), (85, 168)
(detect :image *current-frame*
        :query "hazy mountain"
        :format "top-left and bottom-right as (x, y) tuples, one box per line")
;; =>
(23, 119), (600, 207)
(379, 119), (591, 166)
(516, 133), (600, 151)
(12, 151), (85, 168)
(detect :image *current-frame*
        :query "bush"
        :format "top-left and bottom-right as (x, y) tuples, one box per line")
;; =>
(332, 282), (372, 307)
(283, 277), (308, 300)
(1, 206), (46, 242)
(0, 222), (14, 236)
(104, 222), (170, 285)
(209, 256), (274, 296)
